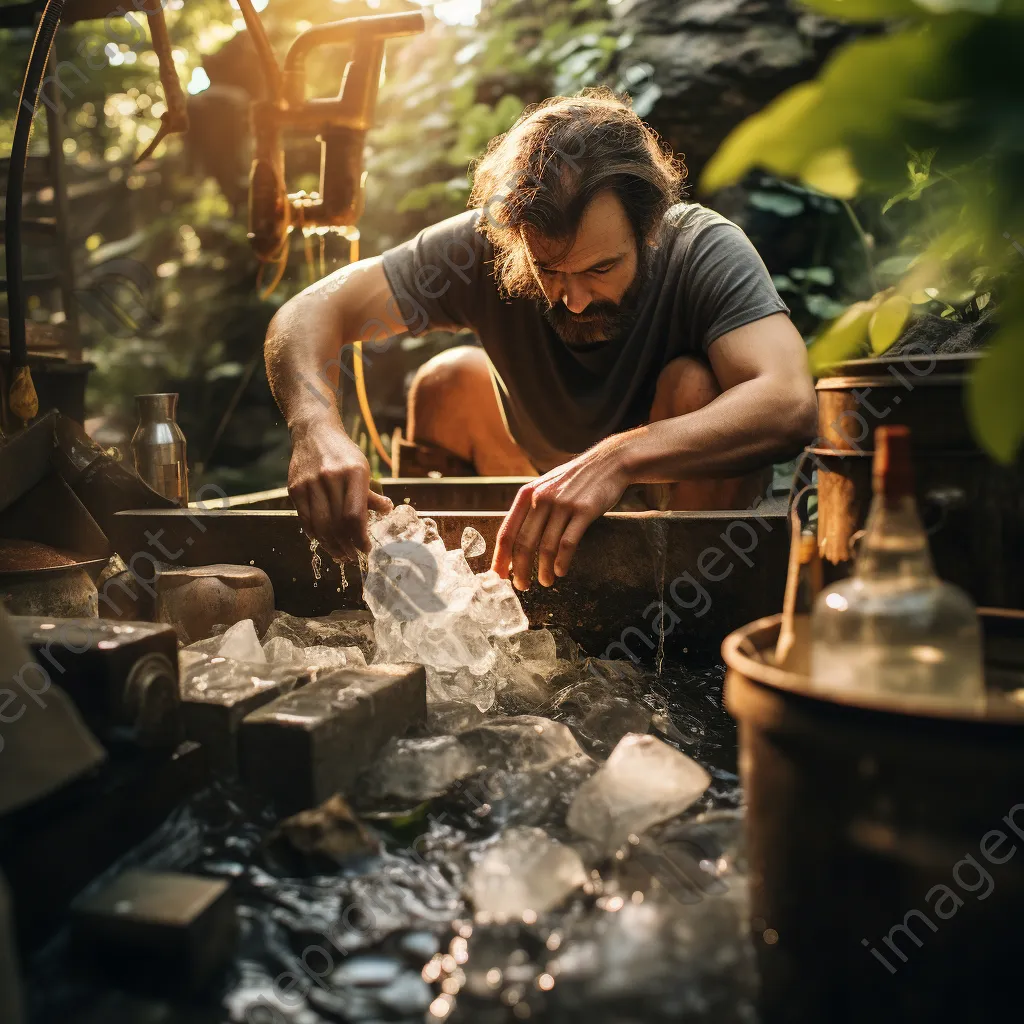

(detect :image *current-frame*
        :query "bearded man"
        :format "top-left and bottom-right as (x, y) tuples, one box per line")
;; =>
(265, 90), (817, 590)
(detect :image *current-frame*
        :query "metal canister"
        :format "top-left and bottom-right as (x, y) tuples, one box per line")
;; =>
(131, 393), (189, 506)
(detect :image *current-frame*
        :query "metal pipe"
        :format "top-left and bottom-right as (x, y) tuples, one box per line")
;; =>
(5, 0), (68, 425)
(282, 11), (424, 109)
(235, 0), (283, 103)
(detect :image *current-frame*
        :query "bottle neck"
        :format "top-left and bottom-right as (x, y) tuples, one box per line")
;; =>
(854, 494), (935, 581)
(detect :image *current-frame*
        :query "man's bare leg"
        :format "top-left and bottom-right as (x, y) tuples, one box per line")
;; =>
(407, 346), (538, 476)
(647, 356), (773, 510)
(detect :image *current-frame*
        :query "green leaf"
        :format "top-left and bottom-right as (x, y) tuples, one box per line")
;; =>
(808, 300), (876, 374)
(869, 294), (912, 353)
(804, 293), (848, 320)
(804, 266), (835, 286)
(967, 322), (1024, 463)
(748, 191), (805, 217)
(801, 146), (862, 199)
(799, 0), (923, 21)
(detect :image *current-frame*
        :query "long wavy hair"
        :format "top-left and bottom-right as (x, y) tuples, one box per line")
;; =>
(468, 89), (686, 298)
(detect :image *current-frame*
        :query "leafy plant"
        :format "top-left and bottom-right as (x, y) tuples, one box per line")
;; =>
(701, 0), (1024, 462)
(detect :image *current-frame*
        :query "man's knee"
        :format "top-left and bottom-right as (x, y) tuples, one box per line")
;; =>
(651, 356), (722, 420)
(409, 345), (489, 415)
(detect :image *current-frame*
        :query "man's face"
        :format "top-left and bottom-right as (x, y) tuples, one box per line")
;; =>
(524, 189), (647, 350)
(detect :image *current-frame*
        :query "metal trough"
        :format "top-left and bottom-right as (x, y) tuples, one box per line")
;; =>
(112, 502), (788, 658)
(207, 477), (534, 512)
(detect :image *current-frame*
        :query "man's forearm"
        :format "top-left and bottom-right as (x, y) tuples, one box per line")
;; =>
(617, 376), (816, 484)
(264, 296), (348, 432)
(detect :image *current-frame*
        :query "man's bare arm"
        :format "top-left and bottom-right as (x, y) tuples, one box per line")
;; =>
(493, 313), (817, 589)
(264, 258), (409, 560)
(617, 313), (817, 483)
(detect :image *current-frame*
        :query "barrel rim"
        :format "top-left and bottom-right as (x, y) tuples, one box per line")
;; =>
(815, 351), (982, 384)
(722, 611), (1024, 730)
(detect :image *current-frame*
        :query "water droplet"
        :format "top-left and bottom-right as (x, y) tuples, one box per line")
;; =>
(310, 538), (322, 581)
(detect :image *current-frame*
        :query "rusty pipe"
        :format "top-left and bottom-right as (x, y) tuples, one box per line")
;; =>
(282, 11), (425, 112)
(235, 0), (283, 104)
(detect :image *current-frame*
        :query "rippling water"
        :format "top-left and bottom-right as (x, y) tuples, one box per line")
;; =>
(28, 659), (756, 1024)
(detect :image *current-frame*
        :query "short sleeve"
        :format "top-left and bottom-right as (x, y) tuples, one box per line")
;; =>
(683, 221), (790, 352)
(380, 210), (491, 336)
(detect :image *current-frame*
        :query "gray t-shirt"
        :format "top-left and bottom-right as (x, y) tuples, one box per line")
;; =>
(381, 202), (788, 471)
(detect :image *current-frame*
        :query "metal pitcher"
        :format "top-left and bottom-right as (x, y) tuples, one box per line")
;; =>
(131, 393), (189, 506)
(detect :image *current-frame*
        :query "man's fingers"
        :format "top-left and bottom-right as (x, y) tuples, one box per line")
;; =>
(536, 506), (572, 588)
(368, 489), (394, 516)
(492, 486), (533, 579)
(320, 473), (359, 563)
(307, 483), (348, 561)
(342, 470), (372, 555)
(553, 511), (594, 579)
(509, 497), (553, 591)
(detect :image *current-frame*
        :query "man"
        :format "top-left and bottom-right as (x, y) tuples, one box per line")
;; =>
(265, 90), (817, 591)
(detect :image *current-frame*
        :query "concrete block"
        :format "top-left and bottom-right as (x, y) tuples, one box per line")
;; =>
(238, 664), (426, 813)
(70, 869), (235, 992)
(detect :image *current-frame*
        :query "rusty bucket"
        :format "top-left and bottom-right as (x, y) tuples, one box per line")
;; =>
(813, 352), (1024, 608)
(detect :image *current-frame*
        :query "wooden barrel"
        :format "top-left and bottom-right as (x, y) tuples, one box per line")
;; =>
(813, 352), (1024, 608)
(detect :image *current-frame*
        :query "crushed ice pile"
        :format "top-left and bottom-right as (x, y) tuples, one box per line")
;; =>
(362, 505), (537, 712)
(177, 611), (373, 703)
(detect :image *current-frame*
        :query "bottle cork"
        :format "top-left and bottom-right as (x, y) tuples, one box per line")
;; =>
(873, 425), (914, 507)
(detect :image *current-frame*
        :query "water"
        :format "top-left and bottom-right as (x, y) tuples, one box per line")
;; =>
(27, 510), (752, 1023)
(28, 654), (750, 1024)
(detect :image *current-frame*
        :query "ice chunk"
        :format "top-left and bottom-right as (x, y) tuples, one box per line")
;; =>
(364, 507), (530, 693)
(179, 656), (295, 702)
(302, 645), (363, 672)
(548, 660), (653, 758)
(364, 735), (478, 802)
(468, 826), (587, 917)
(461, 526), (487, 559)
(566, 733), (710, 849)
(218, 619), (266, 664)
(427, 701), (487, 733)
(459, 716), (586, 774)
(426, 666), (498, 713)
(468, 571), (529, 637)
(262, 610), (376, 659)
(263, 635), (301, 667)
(370, 502), (426, 546)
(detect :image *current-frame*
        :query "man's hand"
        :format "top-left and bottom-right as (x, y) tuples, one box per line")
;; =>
(287, 416), (393, 562)
(492, 437), (632, 590)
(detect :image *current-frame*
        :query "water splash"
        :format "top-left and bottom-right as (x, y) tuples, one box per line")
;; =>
(310, 537), (322, 582)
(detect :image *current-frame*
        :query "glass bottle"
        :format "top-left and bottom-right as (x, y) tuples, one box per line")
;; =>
(810, 425), (984, 705)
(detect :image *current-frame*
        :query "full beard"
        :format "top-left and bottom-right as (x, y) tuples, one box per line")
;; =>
(540, 246), (654, 350)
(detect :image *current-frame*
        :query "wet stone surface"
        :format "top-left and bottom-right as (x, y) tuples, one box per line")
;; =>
(27, 656), (753, 1024)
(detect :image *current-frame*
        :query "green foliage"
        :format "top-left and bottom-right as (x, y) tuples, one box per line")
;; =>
(702, 0), (1024, 462)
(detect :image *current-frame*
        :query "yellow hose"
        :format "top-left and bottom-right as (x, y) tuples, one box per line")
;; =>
(353, 338), (392, 470)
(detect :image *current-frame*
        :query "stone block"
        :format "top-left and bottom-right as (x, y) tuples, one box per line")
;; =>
(238, 664), (426, 813)
(70, 869), (235, 992)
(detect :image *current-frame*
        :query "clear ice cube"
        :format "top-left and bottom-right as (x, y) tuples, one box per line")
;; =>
(365, 735), (478, 802)
(461, 526), (487, 559)
(262, 635), (301, 667)
(459, 716), (586, 774)
(218, 619), (266, 664)
(468, 826), (587, 918)
(566, 733), (710, 850)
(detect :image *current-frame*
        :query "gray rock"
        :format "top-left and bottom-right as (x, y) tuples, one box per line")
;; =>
(613, 0), (860, 183)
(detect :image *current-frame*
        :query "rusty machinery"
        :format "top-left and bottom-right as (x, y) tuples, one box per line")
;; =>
(3, 0), (423, 436)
